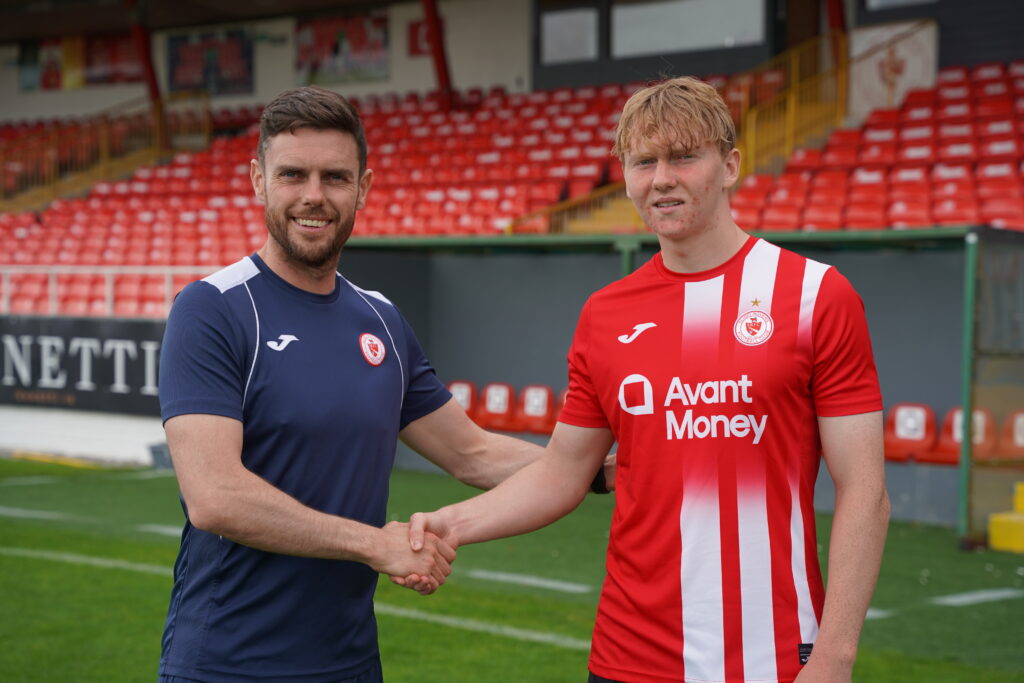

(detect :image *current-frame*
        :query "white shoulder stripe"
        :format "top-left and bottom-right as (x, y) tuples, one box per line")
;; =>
(203, 257), (260, 293)
(798, 259), (831, 347)
(345, 279), (394, 306)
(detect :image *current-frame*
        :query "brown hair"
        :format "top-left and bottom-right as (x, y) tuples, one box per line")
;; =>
(257, 86), (367, 173)
(612, 76), (736, 160)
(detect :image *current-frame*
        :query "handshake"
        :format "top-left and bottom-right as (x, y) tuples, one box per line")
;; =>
(373, 509), (457, 596)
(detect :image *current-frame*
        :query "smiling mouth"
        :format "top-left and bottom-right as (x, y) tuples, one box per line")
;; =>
(653, 200), (684, 208)
(293, 217), (331, 228)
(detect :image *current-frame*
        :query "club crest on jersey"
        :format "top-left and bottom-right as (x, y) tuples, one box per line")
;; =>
(733, 309), (774, 346)
(360, 333), (386, 366)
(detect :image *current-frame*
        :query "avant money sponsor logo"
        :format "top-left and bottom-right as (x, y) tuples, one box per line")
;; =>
(617, 373), (768, 444)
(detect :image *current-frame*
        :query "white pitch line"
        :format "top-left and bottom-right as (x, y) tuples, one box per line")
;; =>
(465, 569), (592, 594)
(0, 547), (172, 577)
(137, 524), (183, 537)
(374, 604), (590, 651)
(109, 470), (177, 480)
(0, 506), (70, 520)
(929, 588), (1024, 607)
(0, 545), (591, 651)
(0, 476), (59, 486)
(865, 607), (894, 620)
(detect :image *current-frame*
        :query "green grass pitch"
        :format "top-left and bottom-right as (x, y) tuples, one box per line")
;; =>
(0, 456), (1022, 682)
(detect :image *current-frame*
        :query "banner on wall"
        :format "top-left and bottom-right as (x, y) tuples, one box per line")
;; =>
(167, 28), (254, 95)
(407, 19), (442, 57)
(848, 20), (937, 126)
(18, 34), (142, 92)
(0, 316), (164, 417)
(295, 12), (389, 85)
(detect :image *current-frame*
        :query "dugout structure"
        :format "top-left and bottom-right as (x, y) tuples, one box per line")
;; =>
(963, 226), (1024, 546)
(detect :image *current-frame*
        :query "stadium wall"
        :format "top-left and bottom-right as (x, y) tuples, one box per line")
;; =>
(0, 0), (532, 123)
(855, 0), (1024, 68)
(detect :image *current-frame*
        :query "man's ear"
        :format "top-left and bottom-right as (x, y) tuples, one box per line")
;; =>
(722, 148), (741, 190)
(250, 159), (266, 203)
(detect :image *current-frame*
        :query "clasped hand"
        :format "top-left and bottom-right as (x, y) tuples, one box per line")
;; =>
(377, 520), (455, 596)
(387, 511), (456, 596)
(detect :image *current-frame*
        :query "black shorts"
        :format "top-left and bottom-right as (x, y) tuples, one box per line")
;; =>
(588, 673), (626, 683)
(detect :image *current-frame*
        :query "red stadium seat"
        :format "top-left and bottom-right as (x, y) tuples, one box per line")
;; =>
(447, 380), (478, 421)
(765, 186), (806, 208)
(996, 410), (1024, 459)
(937, 66), (968, 84)
(888, 198), (929, 228)
(932, 198), (980, 225)
(859, 143), (897, 168)
(922, 407), (997, 464)
(731, 206), (762, 231)
(786, 148), (822, 172)
(801, 204), (843, 231)
(844, 203), (888, 231)
(935, 100), (972, 123)
(731, 187), (769, 209)
(883, 403), (938, 462)
(476, 382), (518, 431)
(895, 142), (936, 166)
(760, 205), (801, 231)
(515, 384), (557, 434)
(979, 137), (1021, 162)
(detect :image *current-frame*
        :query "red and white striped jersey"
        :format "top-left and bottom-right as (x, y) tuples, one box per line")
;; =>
(560, 237), (881, 683)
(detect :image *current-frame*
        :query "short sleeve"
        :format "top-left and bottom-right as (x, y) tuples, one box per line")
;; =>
(811, 268), (883, 417)
(159, 282), (248, 423)
(558, 298), (609, 428)
(397, 314), (451, 429)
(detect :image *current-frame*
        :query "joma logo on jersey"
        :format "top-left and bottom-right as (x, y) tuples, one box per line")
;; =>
(618, 373), (768, 444)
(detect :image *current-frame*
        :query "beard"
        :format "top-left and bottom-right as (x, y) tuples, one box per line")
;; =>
(264, 205), (356, 270)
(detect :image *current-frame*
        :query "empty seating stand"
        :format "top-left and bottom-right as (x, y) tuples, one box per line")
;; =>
(773, 58), (1024, 233)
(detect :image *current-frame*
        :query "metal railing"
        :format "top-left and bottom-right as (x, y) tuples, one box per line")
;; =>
(508, 181), (629, 234)
(739, 19), (934, 177)
(725, 31), (846, 139)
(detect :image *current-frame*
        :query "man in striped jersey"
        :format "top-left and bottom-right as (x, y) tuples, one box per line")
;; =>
(402, 77), (890, 683)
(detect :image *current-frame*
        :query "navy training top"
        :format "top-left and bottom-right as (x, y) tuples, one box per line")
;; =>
(158, 254), (450, 682)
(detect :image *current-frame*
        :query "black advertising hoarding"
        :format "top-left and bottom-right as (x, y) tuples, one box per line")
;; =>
(0, 316), (164, 416)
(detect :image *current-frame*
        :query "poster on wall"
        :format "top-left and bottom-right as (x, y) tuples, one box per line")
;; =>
(85, 34), (145, 85)
(295, 12), (389, 85)
(848, 20), (937, 125)
(18, 35), (141, 92)
(167, 28), (254, 95)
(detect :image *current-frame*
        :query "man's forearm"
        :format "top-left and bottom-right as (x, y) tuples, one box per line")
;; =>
(812, 482), (890, 667)
(188, 466), (381, 562)
(457, 430), (546, 490)
(436, 448), (595, 547)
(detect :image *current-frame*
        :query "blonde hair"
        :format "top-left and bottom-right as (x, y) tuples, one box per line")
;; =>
(612, 76), (736, 160)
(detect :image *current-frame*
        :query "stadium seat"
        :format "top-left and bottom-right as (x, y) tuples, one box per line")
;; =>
(844, 202), (888, 231)
(446, 380), (478, 421)
(883, 403), (938, 461)
(515, 384), (557, 434)
(786, 148), (822, 172)
(731, 206), (761, 231)
(475, 382), (518, 431)
(923, 407), (997, 464)
(932, 198), (981, 225)
(760, 205), (801, 231)
(801, 204), (843, 231)
(996, 410), (1024, 459)
(888, 200), (932, 228)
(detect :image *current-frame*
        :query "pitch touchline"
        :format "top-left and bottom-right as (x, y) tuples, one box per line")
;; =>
(0, 546), (590, 651)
